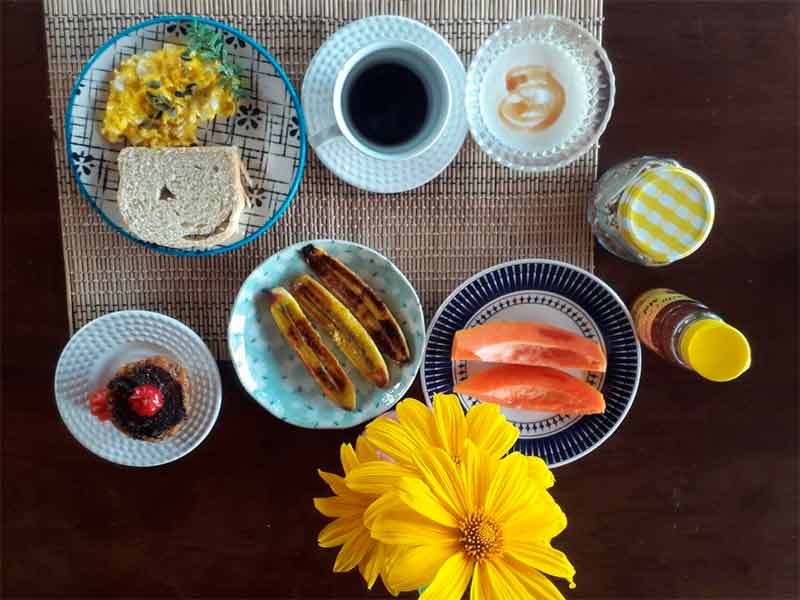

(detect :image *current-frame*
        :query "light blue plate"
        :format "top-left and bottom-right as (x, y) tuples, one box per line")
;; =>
(228, 240), (425, 429)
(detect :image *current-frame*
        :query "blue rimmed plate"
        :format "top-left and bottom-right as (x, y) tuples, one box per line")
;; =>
(422, 259), (641, 468)
(65, 16), (306, 256)
(228, 240), (425, 429)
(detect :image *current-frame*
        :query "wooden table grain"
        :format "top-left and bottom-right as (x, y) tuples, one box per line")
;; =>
(2, 1), (798, 598)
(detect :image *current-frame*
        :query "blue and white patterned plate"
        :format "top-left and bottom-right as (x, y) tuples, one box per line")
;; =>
(228, 240), (425, 429)
(65, 16), (306, 256)
(422, 259), (641, 467)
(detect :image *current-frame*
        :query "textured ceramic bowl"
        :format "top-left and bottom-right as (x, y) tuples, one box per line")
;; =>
(54, 310), (222, 466)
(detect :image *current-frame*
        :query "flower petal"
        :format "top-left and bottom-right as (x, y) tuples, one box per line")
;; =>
(381, 543), (406, 596)
(482, 558), (531, 598)
(460, 440), (496, 513)
(527, 455), (555, 489)
(419, 552), (472, 600)
(395, 477), (460, 527)
(503, 488), (568, 542)
(334, 526), (373, 572)
(358, 540), (385, 589)
(355, 435), (379, 463)
(411, 446), (470, 517)
(505, 556), (569, 600)
(363, 492), (406, 530)
(370, 503), (458, 547)
(505, 540), (576, 584)
(470, 562), (491, 600)
(340, 443), (360, 475)
(384, 542), (460, 592)
(346, 461), (418, 495)
(318, 516), (362, 548)
(313, 496), (367, 518)
(485, 452), (536, 523)
(466, 401), (519, 458)
(395, 397), (437, 447)
(364, 417), (418, 465)
(318, 469), (350, 497)
(432, 393), (467, 461)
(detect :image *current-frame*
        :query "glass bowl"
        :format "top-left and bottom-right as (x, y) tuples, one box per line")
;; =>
(465, 15), (615, 172)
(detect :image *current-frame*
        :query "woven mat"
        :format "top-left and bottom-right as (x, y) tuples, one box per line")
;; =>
(45, 0), (601, 360)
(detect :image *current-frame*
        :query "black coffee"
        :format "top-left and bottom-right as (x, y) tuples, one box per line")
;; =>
(347, 62), (429, 147)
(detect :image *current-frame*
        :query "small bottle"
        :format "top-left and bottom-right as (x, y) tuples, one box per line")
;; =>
(631, 289), (751, 382)
(588, 157), (715, 267)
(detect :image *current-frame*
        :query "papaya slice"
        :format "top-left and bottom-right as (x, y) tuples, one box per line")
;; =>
(454, 364), (605, 415)
(452, 321), (607, 372)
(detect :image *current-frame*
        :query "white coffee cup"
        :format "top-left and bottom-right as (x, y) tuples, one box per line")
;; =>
(311, 40), (452, 160)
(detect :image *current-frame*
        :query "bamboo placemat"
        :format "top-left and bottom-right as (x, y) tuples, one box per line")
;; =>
(45, 0), (602, 360)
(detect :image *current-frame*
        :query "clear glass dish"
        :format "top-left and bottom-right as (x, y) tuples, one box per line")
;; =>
(465, 15), (615, 172)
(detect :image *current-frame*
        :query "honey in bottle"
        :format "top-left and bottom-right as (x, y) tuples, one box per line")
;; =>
(631, 289), (751, 382)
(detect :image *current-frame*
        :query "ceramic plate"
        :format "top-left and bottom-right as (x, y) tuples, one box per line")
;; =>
(54, 311), (222, 467)
(422, 259), (640, 467)
(465, 15), (614, 172)
(229, 240), (425, 428)
(301, 16), (468, 193)
(66, 16), (306, 256)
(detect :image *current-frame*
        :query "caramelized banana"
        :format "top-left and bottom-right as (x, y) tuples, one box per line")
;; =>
(291, 275), (390, 388)
(301, 245), (411, 364)
(267, 287), (356, 410)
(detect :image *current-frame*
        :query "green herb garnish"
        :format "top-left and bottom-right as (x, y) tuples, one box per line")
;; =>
(184, 21), (247, 100)
(146, 91), (174, 113)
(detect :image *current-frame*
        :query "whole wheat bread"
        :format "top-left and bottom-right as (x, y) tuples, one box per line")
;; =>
(117, 146), (250, 249)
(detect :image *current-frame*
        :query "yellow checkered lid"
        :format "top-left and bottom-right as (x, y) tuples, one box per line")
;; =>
(619, 165), (714, 264)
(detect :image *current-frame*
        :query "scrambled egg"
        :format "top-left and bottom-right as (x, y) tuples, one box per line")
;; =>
(101, 46), (238, 147)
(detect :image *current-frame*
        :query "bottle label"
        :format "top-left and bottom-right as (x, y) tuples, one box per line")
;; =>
(630, 288), (694, 352)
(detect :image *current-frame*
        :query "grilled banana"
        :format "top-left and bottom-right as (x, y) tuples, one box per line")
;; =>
(267, 287), (356, 410)
(291, 275), (390, 388)
(301, 244), (411, 364)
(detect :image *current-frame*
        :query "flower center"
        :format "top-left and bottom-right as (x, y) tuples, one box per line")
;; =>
(459, 513), (502, 562)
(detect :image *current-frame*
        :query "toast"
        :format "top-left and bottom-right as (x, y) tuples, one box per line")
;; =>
(116, 146), (250, 249)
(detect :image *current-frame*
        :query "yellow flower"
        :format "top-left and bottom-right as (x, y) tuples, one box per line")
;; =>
(364, 393), (554, 488)
(352, 441), (575, 600)
(314, 438), (403, 594)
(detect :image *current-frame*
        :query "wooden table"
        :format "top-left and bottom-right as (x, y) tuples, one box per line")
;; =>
(3, 1), (798, 598)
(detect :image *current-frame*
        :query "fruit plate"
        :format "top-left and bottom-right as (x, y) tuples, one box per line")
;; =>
(421, 259), (641, 468)
(65, 16), (306, 256)
(54, 311), (222, 467)
(228, 240), (425, 429)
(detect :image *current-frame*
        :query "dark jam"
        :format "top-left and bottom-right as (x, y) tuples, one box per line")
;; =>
(631, 288), (708, 366)
(649, 300), (703, 358)
(108, 365), (185, 440)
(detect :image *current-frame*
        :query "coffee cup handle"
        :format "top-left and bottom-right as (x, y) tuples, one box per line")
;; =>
(310, 123), (342, 148)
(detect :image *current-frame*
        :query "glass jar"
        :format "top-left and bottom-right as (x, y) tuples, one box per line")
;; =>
(588, 157), (715, 266)
(631, 288), (751, 382)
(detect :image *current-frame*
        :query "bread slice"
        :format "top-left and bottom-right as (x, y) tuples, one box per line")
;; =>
(117, 146), (249, 249)
(110, 355), (190, 442)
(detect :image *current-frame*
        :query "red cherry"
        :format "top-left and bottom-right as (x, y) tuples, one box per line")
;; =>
(128, 385), (164, 417)
(89, 389), (112, 422)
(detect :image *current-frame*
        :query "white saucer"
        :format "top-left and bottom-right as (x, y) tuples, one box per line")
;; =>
(54, 311), (222, 467)
(301, 16), (468, 193)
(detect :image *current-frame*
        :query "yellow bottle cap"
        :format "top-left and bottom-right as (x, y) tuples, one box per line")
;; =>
(679, 319), (751, 382)
(619, 166), (715, 265)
